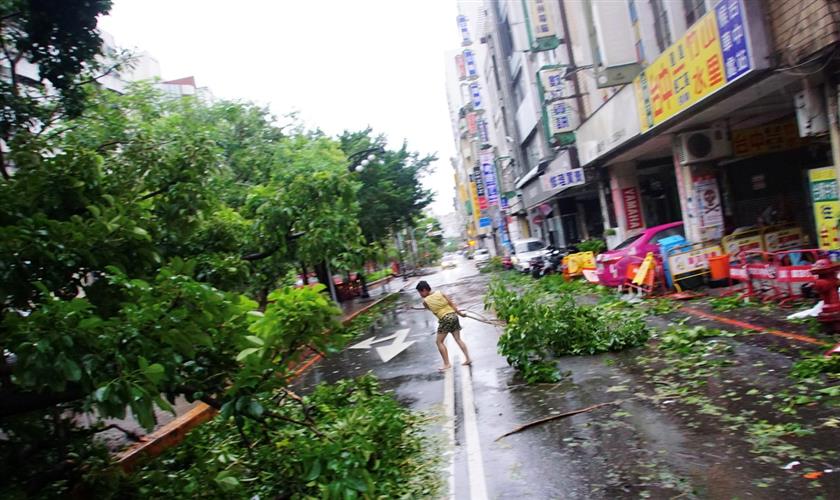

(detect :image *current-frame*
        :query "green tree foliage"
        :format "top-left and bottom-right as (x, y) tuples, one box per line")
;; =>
(338, 129), (434, 246)
(1, 6), (440, 494)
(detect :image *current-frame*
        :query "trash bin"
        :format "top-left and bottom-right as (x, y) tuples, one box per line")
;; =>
(708, 254), (730, 281)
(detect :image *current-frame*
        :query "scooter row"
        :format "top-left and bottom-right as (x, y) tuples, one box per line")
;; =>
(529, 245), (578, 279)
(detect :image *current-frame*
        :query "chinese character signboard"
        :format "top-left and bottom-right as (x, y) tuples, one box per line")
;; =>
(622, 186), (644, 230)
(479, 152), (499, 207)
(547, 101), (572, 135)
(537, 66), (578, 141)
(469, 82), (482, 109)
(522, 0), (559, 51)
(477, 117), (489, 144)
(463, 49), (477, 79)
(466, 112), (478, 136)
(715, 0), (749, 81)
(457, 15), (471, 45)
(732, 119), (806, 157)
(538, 66), (566, 101)
(809, 167), (840, 250)
(455, 54), (466, 80)
(473, 165), (488, 211)
(633, 0), (764, 133)
(542, 168), (585, 192)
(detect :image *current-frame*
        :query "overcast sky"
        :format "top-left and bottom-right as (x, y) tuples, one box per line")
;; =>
(98, 0), (462, 215)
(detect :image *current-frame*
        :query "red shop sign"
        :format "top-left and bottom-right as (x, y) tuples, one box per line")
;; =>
(622, 186), (644, 230)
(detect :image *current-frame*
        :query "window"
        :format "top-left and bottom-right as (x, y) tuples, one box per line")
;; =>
(514, 241), (545, 253)
(512, 73), (525, 108)
(651, 0), (673, 53)
(521, 133), (541, 172)
(613, 233), (643, 250)
(651, 226), (685, 244)
(683, 0), (706, 28)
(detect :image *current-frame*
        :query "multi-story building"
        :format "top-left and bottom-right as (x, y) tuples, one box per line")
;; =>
(445, 2), (510, 254)
(461, 0), (840, 278)
(575, 0), (840, 260)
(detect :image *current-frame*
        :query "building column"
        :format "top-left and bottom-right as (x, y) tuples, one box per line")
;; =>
(608, 162), (644, 243)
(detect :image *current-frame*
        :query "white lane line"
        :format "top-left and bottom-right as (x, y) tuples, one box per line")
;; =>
(456, 351), (489, 500)
(443, 360), (456, 500)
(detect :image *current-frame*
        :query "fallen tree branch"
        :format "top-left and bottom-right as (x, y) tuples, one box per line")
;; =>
(495, 400), (625, 442)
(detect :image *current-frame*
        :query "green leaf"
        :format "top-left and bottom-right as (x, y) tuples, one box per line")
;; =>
(303, 460), (322, 481)
(155, 396), (175, 414)
(236, 347), (260, 361)
(214, 472), (240, 491)
(245, 335), (264, 346)
(142, 363), (165, 385)
(131, 226), (151, 240)
(63, 359), (82, 382)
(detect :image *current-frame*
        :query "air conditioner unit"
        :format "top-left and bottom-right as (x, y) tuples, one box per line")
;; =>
(676, 128), (732, 165)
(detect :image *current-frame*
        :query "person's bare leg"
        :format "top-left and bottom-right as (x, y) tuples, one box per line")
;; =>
(436, 332), (451, 371)
(451, 330), (471, 365)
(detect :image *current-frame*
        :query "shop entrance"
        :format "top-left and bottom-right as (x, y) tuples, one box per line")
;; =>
(638, 160), (682, 227)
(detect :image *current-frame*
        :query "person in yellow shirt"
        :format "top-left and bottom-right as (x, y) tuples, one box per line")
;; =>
(415, 280), (471, 371)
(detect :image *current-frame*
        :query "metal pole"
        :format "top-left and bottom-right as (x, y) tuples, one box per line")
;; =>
(325, 260), (338, 303)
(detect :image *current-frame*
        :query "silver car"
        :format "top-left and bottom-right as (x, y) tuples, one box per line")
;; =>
(510, 238), (548, 272)
(473, 248), (491, 266)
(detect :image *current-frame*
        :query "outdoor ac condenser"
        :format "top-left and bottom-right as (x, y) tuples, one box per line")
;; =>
(676, 127), (732, 165)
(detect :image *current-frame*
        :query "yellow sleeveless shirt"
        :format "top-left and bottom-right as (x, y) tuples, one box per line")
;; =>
(423, 291), (455, 319)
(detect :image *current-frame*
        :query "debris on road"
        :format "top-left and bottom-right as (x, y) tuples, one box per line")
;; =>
(495, 400), (625, 442)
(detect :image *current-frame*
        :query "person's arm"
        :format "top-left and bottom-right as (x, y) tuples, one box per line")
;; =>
(444, 294), (465, 316)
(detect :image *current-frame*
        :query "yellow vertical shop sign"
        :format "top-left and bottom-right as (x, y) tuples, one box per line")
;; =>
(809, 167), (840, 250)
(634, 10), (726, 132)
(468, 175), (481, 226)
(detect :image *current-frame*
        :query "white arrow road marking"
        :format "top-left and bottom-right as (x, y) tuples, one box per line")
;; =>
(348, 332), (397, 350)
(348, 329), (414, 362)
(375, 329), (414, 362)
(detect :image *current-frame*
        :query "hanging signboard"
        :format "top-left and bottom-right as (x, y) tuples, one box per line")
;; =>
(473, 165), (488, 210)
(537, 66), (577, 143)
(809, 166), (840, 250)
(457, 14), (471, 45)
(479, 151), (499, 207)
(455, 54), (466, 81)
(622, 186), (644, 230)
(469, 82), (482, 109)
(634, 0), (767, 133)
(466, 112), (478, 136)
(463, 49), (477, 79)
(477, 117), (489, 144)
(521, 0), (559, 51)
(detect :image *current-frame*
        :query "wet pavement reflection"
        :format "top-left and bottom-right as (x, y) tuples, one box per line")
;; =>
(295, 256), (840, 499)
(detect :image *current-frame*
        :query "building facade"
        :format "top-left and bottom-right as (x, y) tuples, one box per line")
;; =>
(456, 0), (840, 272)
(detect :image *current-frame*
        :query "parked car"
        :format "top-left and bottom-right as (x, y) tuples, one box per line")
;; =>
(510, 238), (549, 272)
(595, 221), (685, 287)
(473, 248), (491, 266)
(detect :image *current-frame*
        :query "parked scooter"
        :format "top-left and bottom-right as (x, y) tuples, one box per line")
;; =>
(530, 245), (579, 279)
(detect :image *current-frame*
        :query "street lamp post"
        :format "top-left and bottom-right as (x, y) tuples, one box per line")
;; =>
(347, 146), (386, 299)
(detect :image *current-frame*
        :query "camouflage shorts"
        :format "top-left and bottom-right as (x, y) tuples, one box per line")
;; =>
(437, 313), (462, 334)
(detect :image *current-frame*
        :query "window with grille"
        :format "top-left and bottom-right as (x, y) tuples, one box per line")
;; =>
(651, 0), (673, 53)
(683, 0), (706, 27)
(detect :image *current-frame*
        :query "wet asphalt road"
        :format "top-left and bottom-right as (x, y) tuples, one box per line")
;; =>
(293, 257), (839, 499)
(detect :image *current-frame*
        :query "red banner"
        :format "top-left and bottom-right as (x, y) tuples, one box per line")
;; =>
(622, 186), (644, 230)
